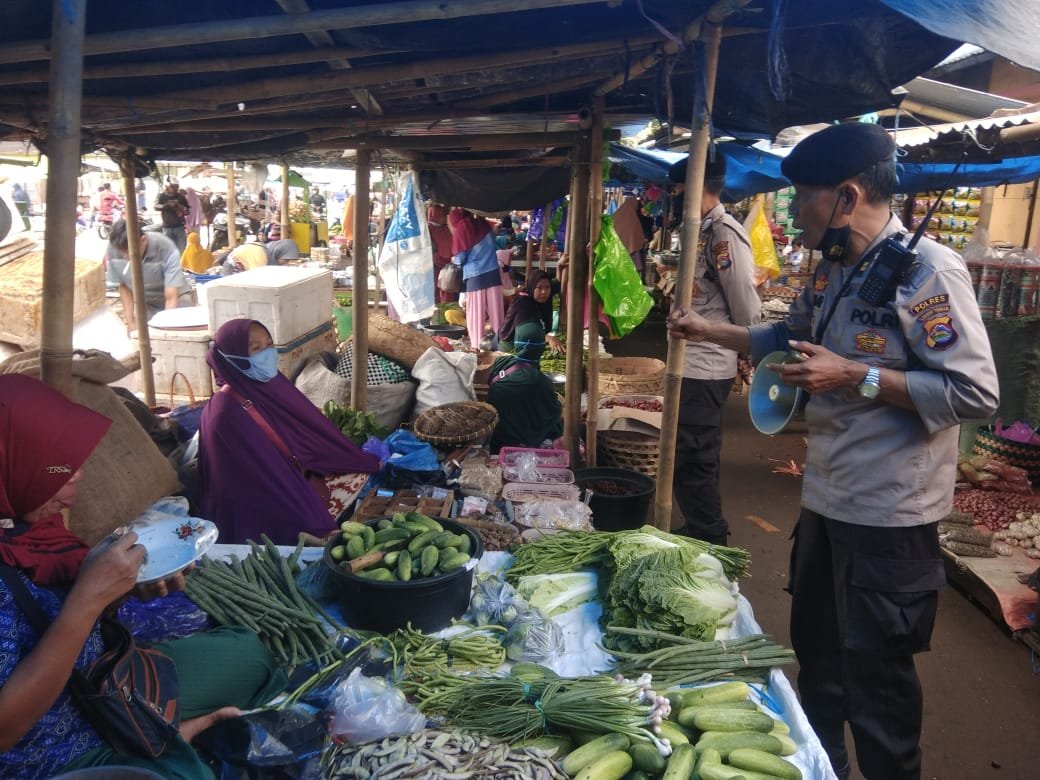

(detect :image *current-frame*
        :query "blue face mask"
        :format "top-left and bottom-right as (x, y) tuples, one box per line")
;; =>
(220, 346), (279, 382)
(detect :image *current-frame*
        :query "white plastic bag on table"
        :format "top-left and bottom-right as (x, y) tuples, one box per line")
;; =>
(326, 668), (426, 742)
(504, 606), (565, 663)
(515, 499), (593, 530)
(468, 573), (522, 627)
(411, 347), (477, 416)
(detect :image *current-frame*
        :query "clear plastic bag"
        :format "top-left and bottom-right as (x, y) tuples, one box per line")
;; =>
(468, 574), (522, 627)
(326, 668), (426, 742)
(504, 606), (565, 663)
(513, 452), (541, 483)
(515, 499), (593, 530)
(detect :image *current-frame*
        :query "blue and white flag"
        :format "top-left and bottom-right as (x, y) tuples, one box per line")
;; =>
(377, 171), (435, 322)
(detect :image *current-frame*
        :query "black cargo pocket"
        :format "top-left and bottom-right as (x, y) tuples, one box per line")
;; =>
(845, 553), (946, 656)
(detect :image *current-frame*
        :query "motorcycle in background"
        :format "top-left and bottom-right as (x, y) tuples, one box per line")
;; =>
(96, 204), (124, 240)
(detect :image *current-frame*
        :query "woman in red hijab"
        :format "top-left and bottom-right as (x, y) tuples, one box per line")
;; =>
(0, 375), (282, 778)
(449, 207), (504, 348)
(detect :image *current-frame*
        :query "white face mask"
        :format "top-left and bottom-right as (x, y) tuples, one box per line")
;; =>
(220, 347), (279, 382)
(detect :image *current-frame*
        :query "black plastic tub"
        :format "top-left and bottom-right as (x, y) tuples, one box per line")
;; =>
(574, 467), (655, 532)
(323, 516), (483, 634)
(418, 317), (467, 339)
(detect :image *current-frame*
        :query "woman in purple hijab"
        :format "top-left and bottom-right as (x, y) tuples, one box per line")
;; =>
(198, 319), (379, 544)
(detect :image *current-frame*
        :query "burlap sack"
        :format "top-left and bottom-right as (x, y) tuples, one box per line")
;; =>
(0, 350), (181, 545)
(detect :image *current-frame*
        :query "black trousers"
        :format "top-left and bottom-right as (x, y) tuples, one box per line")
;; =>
(672, 377), (732, 544)
(789, 510), (946, 780)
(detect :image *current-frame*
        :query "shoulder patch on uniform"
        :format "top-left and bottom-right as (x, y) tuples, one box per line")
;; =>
(712, 240), (731, 270)
(854, 329), (887, 354)
(814, 275), (829, 292)
(910, 293), (950, 322)
(923, 314), (958, 350)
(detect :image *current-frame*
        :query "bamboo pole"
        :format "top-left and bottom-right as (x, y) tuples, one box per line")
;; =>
(160, 38), (643, 106)
(585, 97), (605, 468)
(0, 0), (611, 63)
(540, 201), (552, 271)
(280, 163), (290, 242)
(351, 150), (371, 410)
(562, 131), (591, 466)
(120, 157), (155, 406)
(39, 0), (85, 395)
(653, 23), (723, 531)
(225, 162), (238, 250)
(311, 130), (616, 152)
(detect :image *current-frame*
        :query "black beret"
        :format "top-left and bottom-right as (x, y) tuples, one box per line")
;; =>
(781, 123), (895, 187)
(667, 149), (727, 185)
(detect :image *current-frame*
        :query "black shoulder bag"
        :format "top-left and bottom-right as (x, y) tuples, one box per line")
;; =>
(0, 564), (181, 758)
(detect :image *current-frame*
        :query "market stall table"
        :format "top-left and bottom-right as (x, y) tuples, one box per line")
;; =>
(207, 541), (837, 779)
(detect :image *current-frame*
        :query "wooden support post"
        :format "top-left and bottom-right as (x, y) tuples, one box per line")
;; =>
(120, 158), (156, 406)
(540, 201), (552, 270)
(280, 162), (291, 240)
(653, 23), (723, 531)
(225, 162), (238, 249)
(585, 97), (605, 467)
(351, 150), (371, 410)
(562, 131), (592, 466)
(39, 0), (85, 395)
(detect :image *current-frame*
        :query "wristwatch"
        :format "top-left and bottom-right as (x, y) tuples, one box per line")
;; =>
(858, 365), (881, 399)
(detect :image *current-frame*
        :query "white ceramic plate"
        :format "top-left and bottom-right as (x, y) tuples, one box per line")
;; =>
(131, 516), (219, 584)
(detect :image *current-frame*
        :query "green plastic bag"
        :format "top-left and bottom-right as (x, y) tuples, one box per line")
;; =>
(593, 215), (653, 338)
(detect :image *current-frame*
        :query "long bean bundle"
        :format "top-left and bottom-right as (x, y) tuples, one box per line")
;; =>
(606, 626), (796, 687)
(505, 530), (616, 581)
(413, 673), (662, 747)
(389, 623), (507, 676)
(183, 536), (339, 671)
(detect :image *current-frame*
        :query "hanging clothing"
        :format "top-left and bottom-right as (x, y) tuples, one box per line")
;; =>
(180, 232), (214, 273)
(612, 197), (647, 256)
(198, 319), (379, 544)
(428, 203), (456, 304)
(183, 187), (202, 233)
(341, 195), (355, 241)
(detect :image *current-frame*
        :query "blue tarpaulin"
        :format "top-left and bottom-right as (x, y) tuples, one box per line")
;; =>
(612, 142), (1040, 199)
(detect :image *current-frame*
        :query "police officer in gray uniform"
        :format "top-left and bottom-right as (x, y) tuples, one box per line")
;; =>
(666, 123), (998, 780)
(668, 154), (761, 544)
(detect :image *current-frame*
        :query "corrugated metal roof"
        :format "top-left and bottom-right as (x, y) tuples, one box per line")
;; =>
(895, 110), (1040, 149)
(902, 77), (1025, 120)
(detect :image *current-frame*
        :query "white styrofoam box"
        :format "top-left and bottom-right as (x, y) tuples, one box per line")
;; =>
(276, 320), (337, 380)
(145, 326), (214, 400)
(204, 265), (333, 345)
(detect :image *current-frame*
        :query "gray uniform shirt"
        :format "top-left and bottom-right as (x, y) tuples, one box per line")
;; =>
(106, 232), (191, 317)
(749, 215), (999, 527)
(683, 203), (762, 379)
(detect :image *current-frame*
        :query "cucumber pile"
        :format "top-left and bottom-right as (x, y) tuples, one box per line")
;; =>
(551, 681), (803, 780)
(329, 512), (473, 582)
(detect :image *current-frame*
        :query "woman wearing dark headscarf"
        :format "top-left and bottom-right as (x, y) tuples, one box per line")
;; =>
(198, 319), (379, 545)
(449, 208), (503, 348)
(0, 375), (283, 778)
(498, 269), (563, 356)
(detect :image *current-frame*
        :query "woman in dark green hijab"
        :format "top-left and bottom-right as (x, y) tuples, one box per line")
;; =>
(488, 270), (563, 451)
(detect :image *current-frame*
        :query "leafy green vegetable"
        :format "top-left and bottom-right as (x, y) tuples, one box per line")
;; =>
(603, 544), (738, 652)
(322, 401), (388, 445)
(515, 571), (599, 617)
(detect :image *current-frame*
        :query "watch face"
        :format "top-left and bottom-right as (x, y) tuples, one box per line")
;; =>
(859, 382), (880, 400)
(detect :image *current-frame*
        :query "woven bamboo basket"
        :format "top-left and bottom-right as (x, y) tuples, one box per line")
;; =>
(367, 311), (437, 369)
(413, 401), (499, 446)
(972, 426), (1040, 483)
(598, 429), (660, 477)
(596, 357), (666, 396)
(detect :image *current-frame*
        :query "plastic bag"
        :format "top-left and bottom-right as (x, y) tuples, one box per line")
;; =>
(117, 591), (210, 643)
(438, 263), (462, 292)
(515, 499), (594, 531)
(468, 574), (522, 627)
(411, 347), (477, 416)
(504, 606), (565, 663)
(326, 668), (426, 743)
(513, 452), (541, 483)
(592, 215), (653, 338)
(744, 196), (780, 285)
(192, 704), (325, 778)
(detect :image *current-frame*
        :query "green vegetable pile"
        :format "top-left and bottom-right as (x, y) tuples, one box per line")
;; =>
(322, 400), (387, 445)
(329, 513), (474, 582)
(183, 538), (340, 671)
(430, 301), (463, 325)
(538, 332), (587, 376)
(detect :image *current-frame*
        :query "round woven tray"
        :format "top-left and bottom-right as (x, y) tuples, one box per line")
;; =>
(596, 357), (666, 396)
(413, 401), (499, 446)
(598, 429), (660, 477)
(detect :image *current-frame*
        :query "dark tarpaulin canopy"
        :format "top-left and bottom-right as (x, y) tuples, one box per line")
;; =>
(419, 166), (572, 213)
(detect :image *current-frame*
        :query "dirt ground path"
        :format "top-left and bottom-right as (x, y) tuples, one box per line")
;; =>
(608, 313), (1040, 780)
